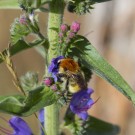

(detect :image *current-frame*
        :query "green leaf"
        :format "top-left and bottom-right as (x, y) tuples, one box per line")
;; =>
(67, 0), (112, 15)
(39, 7), (49, 12)
(0, 86), (57, 116)
(0, 0), (19, 9)
(94, 0), (112, 3)
(35, 45), (46, 58)
(65, 35), (135, 105)
(67, 0), (95, 15)
(18, 0), (52, 11)
(63, 108), (119, 135)
(40, 0), (52, 4)
(80, 65), (93, 83)
(0, 39), (46, 64)
(20, 71), (39, 92)
(10, 16), (31, 44)
(83, 116), (120, 135)
(62, 108), (84, 135)
(10, 14), (41, 44)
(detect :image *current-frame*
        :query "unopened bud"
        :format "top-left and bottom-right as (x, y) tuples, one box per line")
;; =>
(19, 15), (27, 25)
(50, 84), (58, 91)
(70, 21), (80, 33)
(60, 24), (68, 32)
(43, 77), (54, 86)
(68, 32), (75, 38)
(59, 32), (63, 38)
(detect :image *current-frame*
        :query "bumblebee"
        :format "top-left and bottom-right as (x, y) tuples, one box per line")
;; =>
(57, 58), (87, 93)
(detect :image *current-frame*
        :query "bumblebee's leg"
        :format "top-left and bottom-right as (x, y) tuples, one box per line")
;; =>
(56, 73), (67, 83)
(56, 73), (69, 104)
(66, 92), (72, 102)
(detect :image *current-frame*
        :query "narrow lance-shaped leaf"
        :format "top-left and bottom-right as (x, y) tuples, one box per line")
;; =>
(83, 116), (120, 135)
(65, 35), (135, 105)
(94, 0), (112, 3)
(0, 39), (46, 63)
(0, 86), (57, 116)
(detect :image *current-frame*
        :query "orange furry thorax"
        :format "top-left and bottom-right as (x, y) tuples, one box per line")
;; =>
(59, 58), (80, 72)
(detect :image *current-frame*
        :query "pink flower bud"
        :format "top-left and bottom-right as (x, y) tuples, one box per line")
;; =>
(68, 32), (75, 38)
(50, 84), (58, 91)
(19, 15), (27, 25)
(59, 32), (63, 38)
(60, 24), (68, 32)
(70, 21), (80, 33)
(43, 77), (54, 86)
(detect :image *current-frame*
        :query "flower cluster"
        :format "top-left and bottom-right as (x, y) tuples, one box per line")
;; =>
(48, 56), (94, 120)
(10, 14), (31, 44)
(67, 0), (95, 15)
(58, 21), (80, 44)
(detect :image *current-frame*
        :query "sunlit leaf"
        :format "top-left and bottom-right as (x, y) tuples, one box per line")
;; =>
(10, 16), (31, 44)
(65, 35), (135, 105)
(0, 39), (46, 64)
(94, 0), (112, 3)
(35, 45), (46, 58)
(20, 71), (39, 92)
(0, 86), (57, 116)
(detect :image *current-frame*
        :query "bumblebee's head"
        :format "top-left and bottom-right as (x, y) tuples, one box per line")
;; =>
(59, 58), (80, 73)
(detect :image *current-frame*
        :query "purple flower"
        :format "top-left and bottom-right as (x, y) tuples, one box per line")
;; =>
(60, 24), (68, 32)
(9, 116), (33, 135)
(70, 88), (94, 120)
(70, 21), (80, 33)
(43, 77), (54, 86)
(48, 56), (64, 81)
(39, 109), (44, 125)
(39, 109), (45, 135)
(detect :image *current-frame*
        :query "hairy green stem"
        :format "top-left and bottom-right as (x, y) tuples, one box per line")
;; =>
(47, 0), (65, 63)
(44, 1), (65, 135)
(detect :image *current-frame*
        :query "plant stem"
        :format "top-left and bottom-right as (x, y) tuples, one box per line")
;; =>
(44, 1), (65, 135)
(47, 0), (65, 63)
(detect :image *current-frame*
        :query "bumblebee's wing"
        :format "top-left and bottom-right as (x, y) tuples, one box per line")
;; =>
(66, 70), (87, 89)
